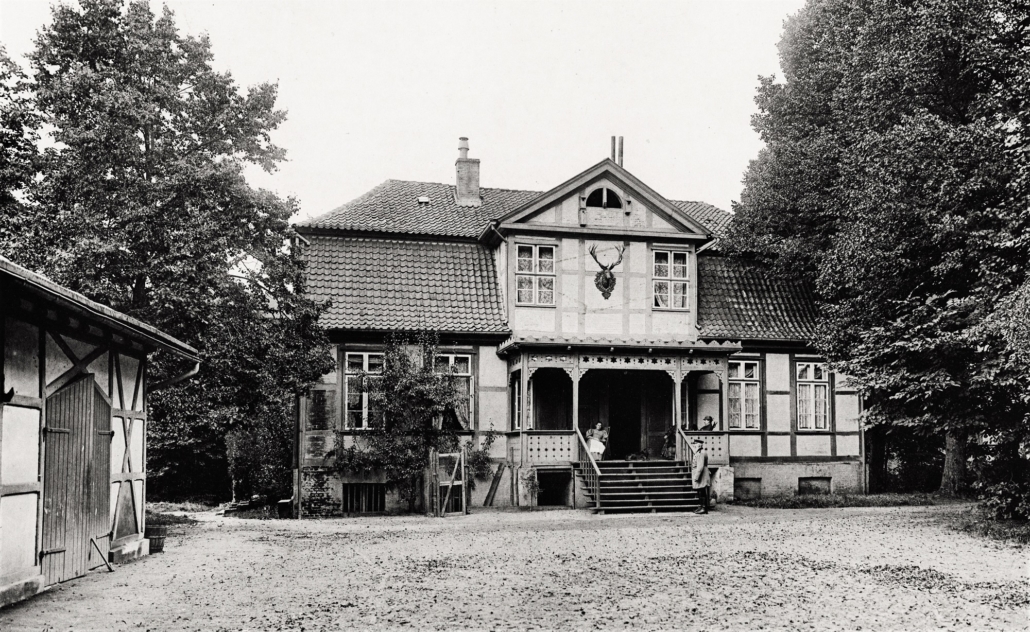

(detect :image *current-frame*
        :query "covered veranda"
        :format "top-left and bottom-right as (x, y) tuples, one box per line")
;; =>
(500, 337), (740, 469)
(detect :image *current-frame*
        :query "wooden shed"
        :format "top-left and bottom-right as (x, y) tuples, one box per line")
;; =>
(0, 257), (199, 607)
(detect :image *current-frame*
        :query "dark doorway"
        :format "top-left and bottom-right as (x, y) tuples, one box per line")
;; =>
(578, 370), (673, 460)
(532, 368), (573, 430)
(537, 470), (571, 506)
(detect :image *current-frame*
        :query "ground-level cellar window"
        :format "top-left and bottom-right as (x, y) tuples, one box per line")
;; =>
(536, 470), (572, 506)
(342, 483), (386, 513)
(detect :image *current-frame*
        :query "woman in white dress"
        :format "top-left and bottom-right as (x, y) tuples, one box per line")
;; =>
(585, 423), (609, 460)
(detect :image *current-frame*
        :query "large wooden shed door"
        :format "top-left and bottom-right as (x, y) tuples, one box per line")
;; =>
(41, 374), (112, 585)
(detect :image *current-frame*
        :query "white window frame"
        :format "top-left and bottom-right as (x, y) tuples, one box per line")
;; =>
(511, 372), (522, 431)
(796, 361), (830, 431)
(344, 352), (384, 430)
(515, 244), (556, 306)
(728, 360), (761, 430)
(435, 353), (474, 430)
(652, 249), (689, 310)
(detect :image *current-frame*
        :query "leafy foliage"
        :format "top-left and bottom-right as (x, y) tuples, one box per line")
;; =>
(0, 0), (334, 500)
(333, 333), (472, 511)
(724, 0), (1030, 505)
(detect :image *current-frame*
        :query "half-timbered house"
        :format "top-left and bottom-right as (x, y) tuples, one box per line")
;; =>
(294, 138), (864, 516)
(0, 257), (198, 607)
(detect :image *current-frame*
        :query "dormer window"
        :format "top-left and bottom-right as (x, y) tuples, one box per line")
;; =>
(586, 188), (622, 209)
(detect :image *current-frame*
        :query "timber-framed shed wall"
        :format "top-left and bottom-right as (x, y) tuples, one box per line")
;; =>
(0, 256), (198, 608)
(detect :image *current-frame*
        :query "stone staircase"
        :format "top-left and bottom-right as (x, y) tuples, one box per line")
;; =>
(574, 460), (702, 514)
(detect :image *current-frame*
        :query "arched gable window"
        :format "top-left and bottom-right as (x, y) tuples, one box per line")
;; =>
(585, 187), (623, 209)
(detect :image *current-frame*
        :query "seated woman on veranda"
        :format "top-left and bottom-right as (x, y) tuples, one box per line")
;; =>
(585, 423), (609, 460)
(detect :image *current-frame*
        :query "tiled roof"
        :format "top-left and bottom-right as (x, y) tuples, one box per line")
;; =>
(304, 235), (508, 333)
(670, 200), (734, 235)
(301, 179), (732, 238)
(301, 180), (539, 238)
(697, 256), (818, 342)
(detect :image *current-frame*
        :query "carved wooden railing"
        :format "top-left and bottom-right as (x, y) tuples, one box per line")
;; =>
(575, 428), (602, 511)
(523, 431), (576, 464)
(677, 426), (694, 464)
(681, 431), (729, 466)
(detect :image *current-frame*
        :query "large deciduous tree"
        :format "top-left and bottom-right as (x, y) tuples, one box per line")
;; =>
(724, 0), (1030, 499)
(1, 0), (334, 500)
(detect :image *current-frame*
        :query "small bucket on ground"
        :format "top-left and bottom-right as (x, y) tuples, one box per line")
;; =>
(145, 525), (168, 553)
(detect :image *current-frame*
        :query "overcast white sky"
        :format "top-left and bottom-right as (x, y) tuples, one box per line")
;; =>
(1, 0), (806, 221)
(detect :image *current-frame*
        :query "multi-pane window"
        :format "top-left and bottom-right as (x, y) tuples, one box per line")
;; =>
(796, 362), (829, 430)
(516, 244), (555, 306)
(435, 354), (473, 429)
(728, 361), (761, 429)
(510, 372), (522, 430)
(653, 250), (689, 309)
(344, 352), (383, 429)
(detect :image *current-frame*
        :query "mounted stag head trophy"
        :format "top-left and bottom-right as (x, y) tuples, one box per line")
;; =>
(588, 244), (625, 299)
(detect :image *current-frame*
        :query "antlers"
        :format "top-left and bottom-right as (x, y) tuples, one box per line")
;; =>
(588, 244), (625, 271)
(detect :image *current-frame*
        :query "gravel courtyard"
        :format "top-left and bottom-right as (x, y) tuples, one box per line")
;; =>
(1, 504), (1026, 631)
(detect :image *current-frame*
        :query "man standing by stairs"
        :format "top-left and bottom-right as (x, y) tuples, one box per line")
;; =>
(691, 438), (711, 515)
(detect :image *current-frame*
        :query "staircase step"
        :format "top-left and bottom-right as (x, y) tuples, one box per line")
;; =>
(591, 504), (702, 514)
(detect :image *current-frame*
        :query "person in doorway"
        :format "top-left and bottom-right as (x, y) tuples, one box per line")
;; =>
(691, 437), (711, 514)
(699, 415), (715, 431)
(586, 422), (609, 460)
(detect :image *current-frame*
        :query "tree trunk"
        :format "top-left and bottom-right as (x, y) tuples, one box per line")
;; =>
(938, 429), (968, 496)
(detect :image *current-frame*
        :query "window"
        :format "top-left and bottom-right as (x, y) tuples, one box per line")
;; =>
(344, 352), (383, 429)
(510, 372), (522, 430)
(435, 354), (473, 429)
(728, 361), (761, 429)
(653, 250), (689, 309)
(516, 244), (555, 306)
(796, 362), (829, 430)
(585, 187), (622, 209)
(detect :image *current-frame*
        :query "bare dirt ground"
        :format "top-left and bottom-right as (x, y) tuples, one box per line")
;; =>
(2, 504), (1027, 631)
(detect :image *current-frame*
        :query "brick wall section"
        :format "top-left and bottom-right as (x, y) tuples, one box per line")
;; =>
(301, 467), (339, 517)
(732, 461), (863, 498)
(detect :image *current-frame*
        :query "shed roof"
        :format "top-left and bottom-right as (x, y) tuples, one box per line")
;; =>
(304, 235), (508, 334)
(0, 256), (200, 361)
(300, 179), (733, 239)
(696, 256), (818, 342)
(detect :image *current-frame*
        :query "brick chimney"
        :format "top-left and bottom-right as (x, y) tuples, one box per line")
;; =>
(455, 137), (481, 207)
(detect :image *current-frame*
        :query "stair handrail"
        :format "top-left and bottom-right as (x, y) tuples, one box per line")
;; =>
(677, 426), (696, 466)
(575, 427), (602, 511)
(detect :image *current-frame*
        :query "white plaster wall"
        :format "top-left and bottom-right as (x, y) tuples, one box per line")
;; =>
(628, 242), (648, 274)
(730, 434), (762, 457)
(479, 391), (507, 433)
(478, 347), (507, 387)
(510, 307), (556, 332)
(561, 238), (579, 271)
(526, 206), (556, 224)
(652, 311), (690, 335)
(837, 434), (861, 456)
(767, 435), (791, 456)
(796, 434), (832, 456)
(584, 313), (622, 335)
(835, 393), (860, 432)
(766, 353), (790, 391)
(767, 393), (791, 433)
(629, 314), (645, 334)
(561, 312), (578, 333)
